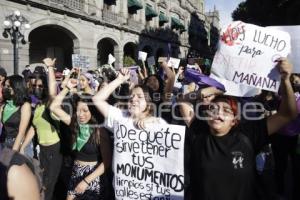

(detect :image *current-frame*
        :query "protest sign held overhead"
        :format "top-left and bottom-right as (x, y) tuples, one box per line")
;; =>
(113, 122), (185, 200)
(138, 51), (148, 62)
(167, 57), (181, 69)
(72, 54), (90, 69)
(210, 21), (291, 96)
(108, 54), (116, 65)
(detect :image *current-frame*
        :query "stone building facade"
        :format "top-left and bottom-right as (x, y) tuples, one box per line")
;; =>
(0, 0), (219, 74)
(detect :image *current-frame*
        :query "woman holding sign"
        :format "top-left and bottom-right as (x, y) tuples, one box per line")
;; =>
(92, 68), (169, 199)
(182, 58), (297, 200)
(49, 79), (112, 200)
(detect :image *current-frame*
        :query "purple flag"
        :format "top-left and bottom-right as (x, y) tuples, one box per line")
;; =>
(184, 68), (226, 92)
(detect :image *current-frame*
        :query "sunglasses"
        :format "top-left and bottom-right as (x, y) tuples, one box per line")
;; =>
(32, 84), (44, 89)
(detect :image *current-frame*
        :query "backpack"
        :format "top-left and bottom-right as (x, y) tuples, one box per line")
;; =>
(0, 147), (45, 200)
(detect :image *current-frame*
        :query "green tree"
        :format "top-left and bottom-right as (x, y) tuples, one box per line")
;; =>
(123, 56), (136, 67)
(232, 0), (300, 26)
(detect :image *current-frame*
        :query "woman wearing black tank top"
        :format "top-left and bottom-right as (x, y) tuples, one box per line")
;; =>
(50, 78), (112, 200)
(0, 75), (31, 153)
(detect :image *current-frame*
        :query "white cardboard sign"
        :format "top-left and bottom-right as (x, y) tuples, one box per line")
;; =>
(167, 57), (181, 69)
(210, 21), (291, 96)
(113, 123), (185, 199)
(72, 54), (90, 69)
(138, 51), (148, 62)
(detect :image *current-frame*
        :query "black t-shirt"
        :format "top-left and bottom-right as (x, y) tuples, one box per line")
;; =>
(185, 118), (269, 200)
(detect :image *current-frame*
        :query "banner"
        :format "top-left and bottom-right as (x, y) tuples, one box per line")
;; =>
(210, 21), (291, 96)
(72, 54), (90, 69)
(269, 26), (300, 73)
(114, 123), (185, 200)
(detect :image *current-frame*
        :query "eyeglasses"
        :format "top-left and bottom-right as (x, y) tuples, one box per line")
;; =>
(32, 84), (44, 89)
(207, 104), (234, 116)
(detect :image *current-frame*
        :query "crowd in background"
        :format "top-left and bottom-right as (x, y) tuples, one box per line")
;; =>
(0, 55), (299, 200)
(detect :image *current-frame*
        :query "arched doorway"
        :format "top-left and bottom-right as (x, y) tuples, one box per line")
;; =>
(123, 42), (137, 67)
(142, 45), (153, 57)
(156, 48), (166, 66)
(29, 25), (75, 71)
(97, 38), (118, 67)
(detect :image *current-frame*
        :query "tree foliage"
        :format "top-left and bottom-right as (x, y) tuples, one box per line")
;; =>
(232, 0), (300, 26)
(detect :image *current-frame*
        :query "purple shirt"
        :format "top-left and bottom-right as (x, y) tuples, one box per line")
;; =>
(279, 92), (300, 136)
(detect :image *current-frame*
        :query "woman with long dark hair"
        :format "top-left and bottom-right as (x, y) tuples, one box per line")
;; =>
(0, 75), (31, 152)
(21, 58), (62, 200)
(49, 79), (111, 200)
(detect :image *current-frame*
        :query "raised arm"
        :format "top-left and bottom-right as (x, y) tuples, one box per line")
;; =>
(160, 61), (175, 102)
(49, 79), (77, 125)
(177, 86), (224, 127)
(267, 58), (297, 135)
(43, 58), (57, 101)
(12, 102), (31, 151)
(92, 68), (130, 118)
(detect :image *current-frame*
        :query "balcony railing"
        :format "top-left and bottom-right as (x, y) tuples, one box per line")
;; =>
(49, 0), (84, 11)
(102, 9), (122, 25)
(127, 18), (144, 32)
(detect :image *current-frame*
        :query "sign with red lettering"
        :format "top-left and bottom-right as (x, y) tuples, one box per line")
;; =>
(210, 21), (291, 96)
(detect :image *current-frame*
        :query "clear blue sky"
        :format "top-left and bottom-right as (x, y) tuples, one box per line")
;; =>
(205, 0), (244, 27)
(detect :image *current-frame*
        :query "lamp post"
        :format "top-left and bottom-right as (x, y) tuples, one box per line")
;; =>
(2, 10), (30, 75)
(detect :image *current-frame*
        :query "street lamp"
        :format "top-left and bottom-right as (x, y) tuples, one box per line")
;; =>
(2, 10), (30, 75)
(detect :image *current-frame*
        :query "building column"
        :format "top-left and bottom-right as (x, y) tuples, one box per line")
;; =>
(94, 0), (103, 17)
(114, 47), (123, 70)
(74, 45), (98, 69)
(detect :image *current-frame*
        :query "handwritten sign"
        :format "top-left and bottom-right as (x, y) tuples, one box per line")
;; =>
(269, 26), (300, 73)
(72, 54), (90, 68)
(114, 122), (185, 200)
(210, 21), (291, 96)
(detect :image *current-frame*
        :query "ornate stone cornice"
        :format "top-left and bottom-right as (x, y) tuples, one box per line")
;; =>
(158, 0), (167, 9)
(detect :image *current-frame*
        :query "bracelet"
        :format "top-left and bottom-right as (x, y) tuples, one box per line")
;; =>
(83, 178), (89, 185)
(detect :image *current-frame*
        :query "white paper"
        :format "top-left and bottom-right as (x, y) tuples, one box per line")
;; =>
(138, 51), (148, 61)
(167, 57), (181, 69)
(113, 122), (185, 199)
(211, 21), (291, 96)
(108, 53), (116, 65)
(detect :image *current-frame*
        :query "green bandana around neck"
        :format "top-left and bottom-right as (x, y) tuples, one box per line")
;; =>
(72, 124), (92, 151)
(2, 100), (18, 123)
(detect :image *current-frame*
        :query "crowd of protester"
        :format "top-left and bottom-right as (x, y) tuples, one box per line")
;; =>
(0, 55), (299, 200)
